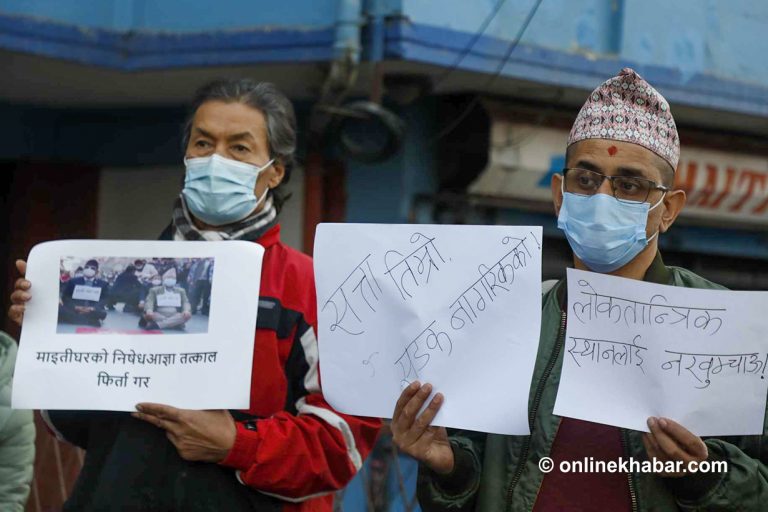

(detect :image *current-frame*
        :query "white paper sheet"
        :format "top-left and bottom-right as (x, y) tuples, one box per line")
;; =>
(156, 292), (182, 308)
(73, 285), (102, 302)
(12, 240), (263, 411)
(554, 268), (768, 436)
(314, 224), (543, 435)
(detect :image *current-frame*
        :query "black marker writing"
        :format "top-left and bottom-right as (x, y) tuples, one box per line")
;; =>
(384, 232), (446, 301)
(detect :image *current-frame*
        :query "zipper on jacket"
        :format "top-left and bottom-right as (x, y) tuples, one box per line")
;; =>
(505, 310), (566, 510)
(620, 428), (639, 512)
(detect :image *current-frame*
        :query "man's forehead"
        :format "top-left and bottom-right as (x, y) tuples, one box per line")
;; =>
(192, 101), (266, 139)
(568, 140), (666, 178)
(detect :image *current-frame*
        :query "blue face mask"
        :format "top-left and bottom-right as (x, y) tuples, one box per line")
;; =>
(557, 189), (663, 273)
(182, 154), (274, 226)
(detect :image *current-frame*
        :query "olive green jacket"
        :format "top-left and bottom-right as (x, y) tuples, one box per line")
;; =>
(418, 256), (768, 511)
(0, 332), (35, 512)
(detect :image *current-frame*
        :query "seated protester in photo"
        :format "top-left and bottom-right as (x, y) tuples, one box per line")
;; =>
(133, 259), (158, 309)
(141, 267), (192, 330)
(392, 68), (767, 511)
(8, 79), (381, 512)
(107, 264), (143, 313)
(58, 259), (110, 327)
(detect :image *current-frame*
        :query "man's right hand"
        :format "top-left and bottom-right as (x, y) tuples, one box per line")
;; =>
(391, 381), (454, 475)
(8, 260), (30, 326)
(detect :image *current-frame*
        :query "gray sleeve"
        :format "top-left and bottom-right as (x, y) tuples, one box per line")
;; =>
(0, 342), (35, 512)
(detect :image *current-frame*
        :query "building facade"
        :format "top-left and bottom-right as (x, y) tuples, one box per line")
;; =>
(1, 1), (766, 511)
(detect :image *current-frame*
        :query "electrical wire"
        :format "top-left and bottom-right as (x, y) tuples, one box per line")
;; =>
(430, 0), (545, 144)
(431, 0), (508, 91)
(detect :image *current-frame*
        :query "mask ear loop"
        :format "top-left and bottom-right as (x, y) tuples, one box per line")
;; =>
(646, 191), (667, 243)
(648, 191), (666, 212)
(253, 158), (276, 207)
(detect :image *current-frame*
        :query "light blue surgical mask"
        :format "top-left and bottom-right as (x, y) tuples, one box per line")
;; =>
(557, 185), (664, 273)
(182, 154), (274, 226)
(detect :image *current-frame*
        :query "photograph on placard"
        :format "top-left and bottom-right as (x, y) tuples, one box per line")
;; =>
(56, 256), (215, 335)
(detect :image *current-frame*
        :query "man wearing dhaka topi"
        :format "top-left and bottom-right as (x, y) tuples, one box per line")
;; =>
(392, 68), (767, 511)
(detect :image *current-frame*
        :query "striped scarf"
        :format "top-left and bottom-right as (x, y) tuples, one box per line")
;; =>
(171, 195), (278, 242)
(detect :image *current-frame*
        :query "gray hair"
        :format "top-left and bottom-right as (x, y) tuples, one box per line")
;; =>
(182, 79), (297, 211)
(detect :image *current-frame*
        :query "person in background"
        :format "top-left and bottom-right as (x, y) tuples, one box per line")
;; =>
(0, 331), (35, 512)
(394, 68), (767, 511)
(133, 258), (159, 310)
(59, 267), (71, 294)
(107, 264), (143, 313)
(141, 267), (192, 330)
(176, 260), (192, 293)
(134, 259), (159, 283)
(59, 259), (110, 327)
(9, 79), (380, 512)
(187, 258), (213, 315)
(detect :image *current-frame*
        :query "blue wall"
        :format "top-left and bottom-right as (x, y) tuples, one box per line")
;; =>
(621, 0), (766, 84)
(397, 0), (768, 88)
(398, 0), (622, 54)
(385, 0), (768, 116)
(3, 0), (767, 88)
(0, 0), (339, 31)
(2, 1), (765, 114)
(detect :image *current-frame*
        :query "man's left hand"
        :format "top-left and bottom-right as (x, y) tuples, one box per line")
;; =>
(642, 417), (708, 477)
(133, 403), (237, 462)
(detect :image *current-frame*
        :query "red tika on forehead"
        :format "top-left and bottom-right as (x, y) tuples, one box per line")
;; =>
(607, 145), (618, 156)
(567, 67), (680, 171)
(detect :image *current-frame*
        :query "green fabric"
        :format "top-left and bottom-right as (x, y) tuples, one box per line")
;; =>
(0, 331), (35, 512)
(418, 256), (768, 511)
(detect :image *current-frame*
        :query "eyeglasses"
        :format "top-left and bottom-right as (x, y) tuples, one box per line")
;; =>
(562, 168), (669, 204)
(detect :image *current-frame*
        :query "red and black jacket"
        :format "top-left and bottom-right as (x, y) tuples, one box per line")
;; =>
(44, 225), (381, 512)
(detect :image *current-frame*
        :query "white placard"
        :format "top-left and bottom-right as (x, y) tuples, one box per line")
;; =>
(12, 240), (263, 411)
(156, 292), (182, 308)
(554, 268), (768, 436)
(72, 285), (102, 302)
(314, 224), (543, 435)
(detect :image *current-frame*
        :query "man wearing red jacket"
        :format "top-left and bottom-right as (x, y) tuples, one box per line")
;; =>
(9, 79), (381, 511)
